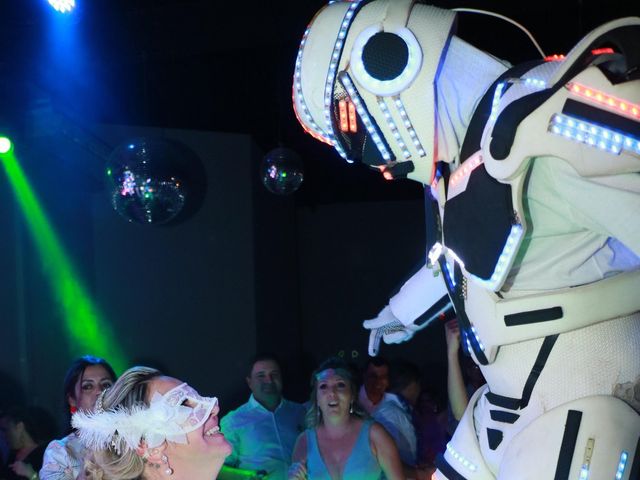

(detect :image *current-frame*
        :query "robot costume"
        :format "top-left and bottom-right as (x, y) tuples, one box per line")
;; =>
(293, 1), (640, 479)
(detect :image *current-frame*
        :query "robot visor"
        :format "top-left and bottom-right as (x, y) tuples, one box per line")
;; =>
(330, 72), (395, 167)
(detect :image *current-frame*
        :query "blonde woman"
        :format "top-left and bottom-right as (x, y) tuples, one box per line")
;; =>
(289, 357), (403, 480)
(73, 366), (231, 480)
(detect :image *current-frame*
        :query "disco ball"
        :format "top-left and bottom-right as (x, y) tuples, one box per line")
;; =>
(260, 147), (304, 195)
(106, 138), (201, 225)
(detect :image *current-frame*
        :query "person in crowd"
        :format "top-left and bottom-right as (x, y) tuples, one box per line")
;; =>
(413, 386), (448, 471)
(373, 361), (431, 479)
(0, 406), (52, 480)
(220, 353), (306, 480)
(357, 357), (390, 414)
(40, 356), (116, 480)
(72, 365), (231, 480)
(444, 319), (485, 434)
(288, 356), (403, 479)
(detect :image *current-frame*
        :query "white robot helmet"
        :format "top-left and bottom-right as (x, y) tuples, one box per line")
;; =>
(293, 0), (456, 184)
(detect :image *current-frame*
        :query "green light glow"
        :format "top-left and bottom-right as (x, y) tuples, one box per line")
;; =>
(2, 152), (126, 373)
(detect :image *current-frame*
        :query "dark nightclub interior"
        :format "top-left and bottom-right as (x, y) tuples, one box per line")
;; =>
(0, 0), (637, 434)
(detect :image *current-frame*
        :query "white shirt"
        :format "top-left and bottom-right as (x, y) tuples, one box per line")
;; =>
(220, 395), (306, 480)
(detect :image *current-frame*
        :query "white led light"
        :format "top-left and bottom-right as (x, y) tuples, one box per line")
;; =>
(446, 444), (478, 472)
(548, 113), (640, 156)
(489, 82), (506, 123)
(293, 28), (331, 143)
(393, 96), (426, 157)
(428, 242), (443, 266)
(322, 1), (362, 161)
(378, 99), (411, 158)
(524, 77), (547, 88)
(350, 25), (423, 97)
(470, 224), (524, 291)
(340, 73), (392, 161)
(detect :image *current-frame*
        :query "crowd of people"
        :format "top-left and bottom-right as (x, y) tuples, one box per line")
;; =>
(0, 320), (484, 480)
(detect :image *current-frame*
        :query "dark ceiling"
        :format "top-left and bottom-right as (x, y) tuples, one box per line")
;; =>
(0, 0), (637, 204)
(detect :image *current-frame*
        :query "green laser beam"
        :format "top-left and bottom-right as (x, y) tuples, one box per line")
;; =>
(1, 152), (126, 373)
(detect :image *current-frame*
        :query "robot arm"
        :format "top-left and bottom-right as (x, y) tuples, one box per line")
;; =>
(363, 263), (451, 356)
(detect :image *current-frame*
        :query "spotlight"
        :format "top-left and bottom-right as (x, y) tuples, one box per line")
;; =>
(47, 0), (76, 13)
(0, 136), (13, 154)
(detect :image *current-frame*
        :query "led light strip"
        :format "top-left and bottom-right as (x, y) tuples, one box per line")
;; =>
(567, 82), (640, 120)
(324, 1), (361, 160)
(394, 97), (426, 156)
(524, 77), (546, 88)
(339, 73), (393, 161)
(548, 113), (640, 156)
(450, 151), (483, 188)
(489, 82), (506, 123)
(293, 28), (332, 144)
(469, 325), (485, 351)
(446, 443), (478, 473)
(614, 451), (628, 480)
(378, 99), (411, 159)
(469, 224), (524, 291)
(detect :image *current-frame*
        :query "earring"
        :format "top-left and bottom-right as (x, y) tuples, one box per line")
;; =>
(69, 406), (77, 414)
(161, 454), (173, 476)
(349, 402), (354, 414)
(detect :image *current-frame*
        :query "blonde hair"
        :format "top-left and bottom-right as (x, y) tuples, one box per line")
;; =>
(83, 366), (162, 480)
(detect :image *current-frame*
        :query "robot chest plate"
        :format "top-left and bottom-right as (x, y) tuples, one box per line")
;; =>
(442, 163), (516, 284)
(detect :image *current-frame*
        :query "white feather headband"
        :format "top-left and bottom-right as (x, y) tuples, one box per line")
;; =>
(72, 383), (217, 453)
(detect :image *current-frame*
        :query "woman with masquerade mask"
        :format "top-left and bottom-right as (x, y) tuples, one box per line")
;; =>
(288, 357), (403, 480)
(40, 355), (116, 480)
(73, 366), (231, 480)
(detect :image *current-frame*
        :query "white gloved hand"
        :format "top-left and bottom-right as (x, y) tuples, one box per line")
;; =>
(363, 305), (419, 356)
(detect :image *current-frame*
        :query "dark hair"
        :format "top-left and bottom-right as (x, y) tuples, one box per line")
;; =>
(389, 360), (421, 394)
(63, 355), (117, 427)
(247, 352), (281, 377)
(305, 356), (367, 428)
(363, 356), (389, 371)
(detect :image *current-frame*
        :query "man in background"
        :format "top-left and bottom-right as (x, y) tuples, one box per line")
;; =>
(220, 353), (306, 480)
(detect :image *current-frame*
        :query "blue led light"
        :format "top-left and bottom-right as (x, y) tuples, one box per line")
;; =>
(548, 113), (640, 156)
(469, 224), (523, 291)
(615, 451), (628, 479)
(579, 464), (590, 479)
(339, 73), (392, 161)
(446, 443), (478, 472)
(48, 0), (75, 13)
(489, 82), (506, 123)
(323, 1), (361, 161)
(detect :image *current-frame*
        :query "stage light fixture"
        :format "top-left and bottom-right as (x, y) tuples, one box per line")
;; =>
(0, 136), (13, 154)
(47, 0), (76, 13)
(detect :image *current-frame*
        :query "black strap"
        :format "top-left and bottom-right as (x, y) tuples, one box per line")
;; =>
(489, 410), (520, 424)
(434, 454), (469, 480)
(554, 410), (582, 480)
(486, 428), (504, 450)
(504, 307), (563, 326)
(485, 334), (559, 410)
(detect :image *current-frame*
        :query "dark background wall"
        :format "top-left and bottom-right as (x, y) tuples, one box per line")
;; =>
(0, 121), (443, 433)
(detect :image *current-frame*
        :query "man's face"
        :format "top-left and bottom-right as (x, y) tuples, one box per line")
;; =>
(363, 363), (389, 399)
(246, 360), (283, 405)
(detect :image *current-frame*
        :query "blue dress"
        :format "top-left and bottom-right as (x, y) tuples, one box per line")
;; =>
(306, 420), (383, 480)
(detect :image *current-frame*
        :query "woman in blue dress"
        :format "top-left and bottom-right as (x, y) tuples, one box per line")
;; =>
(289, 357), (403, 480)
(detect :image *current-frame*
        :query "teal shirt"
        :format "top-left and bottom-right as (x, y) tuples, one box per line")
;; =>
(306, 420), (383, 480)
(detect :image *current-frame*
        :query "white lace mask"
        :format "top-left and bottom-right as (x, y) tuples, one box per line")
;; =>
(73, 382), (218, 452)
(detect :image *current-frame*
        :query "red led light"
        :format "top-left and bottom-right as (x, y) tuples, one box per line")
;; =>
(339, 100), (349, 132)
(591, 47), (614, 55)
(348, 102), (357, 133)
(544, 54), (565, 62)
(567, 82), (640, 120)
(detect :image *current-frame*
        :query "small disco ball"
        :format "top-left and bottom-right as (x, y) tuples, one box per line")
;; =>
(106, 138), (189, 225)
(260, 147), (304, 195)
